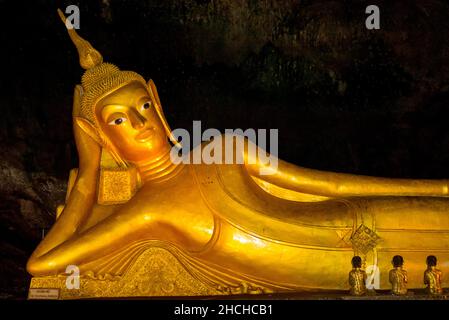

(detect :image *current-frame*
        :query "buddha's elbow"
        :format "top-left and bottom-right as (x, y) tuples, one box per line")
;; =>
(26, 255), (57, 277)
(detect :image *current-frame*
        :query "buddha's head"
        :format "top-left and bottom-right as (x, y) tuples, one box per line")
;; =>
(58, 9), (179, 166)
(95, 80), (169, 163)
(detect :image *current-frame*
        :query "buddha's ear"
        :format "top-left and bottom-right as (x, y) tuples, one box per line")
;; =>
(72, 85), (102, 146)
(147, 79), (162, 106)
(147, 79), (182, 149)
(72, 85), (83, 117)
(74, 117), (102, 146)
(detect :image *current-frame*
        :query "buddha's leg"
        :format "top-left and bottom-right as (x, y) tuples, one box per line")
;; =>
(199, 196), (449, 290)
(26, 204), (207, 276)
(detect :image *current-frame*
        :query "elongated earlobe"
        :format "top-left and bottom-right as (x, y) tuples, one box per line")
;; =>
(147, 79), (182, 149)
(72, 85), (83, 117)
(147, 79), (162, 106)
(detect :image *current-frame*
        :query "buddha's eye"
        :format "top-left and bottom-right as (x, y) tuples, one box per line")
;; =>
(141, 101), (152, 111)
(108, 117), (127, 126)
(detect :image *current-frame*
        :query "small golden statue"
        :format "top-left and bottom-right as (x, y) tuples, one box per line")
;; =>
(424, 255), (443, 295)
(27, 10), (449, 298)
(348, 256), (367, 296)
(389, 256), (408, 296)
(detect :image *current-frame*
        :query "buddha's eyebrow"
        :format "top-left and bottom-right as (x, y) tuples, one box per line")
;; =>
(101, 104), (130, 119)
(102, 104), (132, 110)
(135, 93), (151, 107)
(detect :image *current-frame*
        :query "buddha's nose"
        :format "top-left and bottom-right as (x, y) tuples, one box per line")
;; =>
(130, 111), (147, 130)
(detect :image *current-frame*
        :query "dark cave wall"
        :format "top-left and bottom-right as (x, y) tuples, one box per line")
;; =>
(1, 0), (449, 298)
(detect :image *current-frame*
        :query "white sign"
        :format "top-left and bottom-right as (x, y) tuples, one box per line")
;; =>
(28, 288), (60, 300)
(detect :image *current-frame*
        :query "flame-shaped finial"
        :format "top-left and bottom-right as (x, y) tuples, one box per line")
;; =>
(58, 8), (103, 70)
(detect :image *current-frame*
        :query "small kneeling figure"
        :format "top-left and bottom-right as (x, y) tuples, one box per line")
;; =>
(389, 255), (408, 296)
(349, 256), (367, 296)
(424, 255), (443, 295)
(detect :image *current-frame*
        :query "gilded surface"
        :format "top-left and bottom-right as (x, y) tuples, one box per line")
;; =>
(30, 247), (223, 298)
(29, 244), (283, 299)
(27, 10), (449, 298)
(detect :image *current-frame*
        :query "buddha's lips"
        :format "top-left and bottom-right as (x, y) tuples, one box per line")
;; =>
(135, 129), (154, 142)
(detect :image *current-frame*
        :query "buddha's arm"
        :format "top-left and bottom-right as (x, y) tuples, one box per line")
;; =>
(243, 138), (449, 198)
(25, 188), (212, 276)
(28, 88), (100, 262)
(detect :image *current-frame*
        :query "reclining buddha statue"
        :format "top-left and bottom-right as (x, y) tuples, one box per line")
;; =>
(27, 10), (449, 299)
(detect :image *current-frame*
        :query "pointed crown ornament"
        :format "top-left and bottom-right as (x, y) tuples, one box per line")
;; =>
(57, 9), (146, 129)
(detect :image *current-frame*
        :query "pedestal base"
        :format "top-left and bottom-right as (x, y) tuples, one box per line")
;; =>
(28, 247), (226, 299)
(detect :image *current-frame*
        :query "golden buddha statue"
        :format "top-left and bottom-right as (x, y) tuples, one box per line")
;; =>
(27, 11), (449, 299)
(389, 256), (408, 295)
(424, 255), (443, 295)
(348, 256), (367, 296)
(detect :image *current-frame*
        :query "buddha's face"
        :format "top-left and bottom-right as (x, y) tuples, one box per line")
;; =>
(96, 81), (169, 163)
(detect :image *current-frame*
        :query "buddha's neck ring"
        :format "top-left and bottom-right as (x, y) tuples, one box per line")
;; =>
(133, 146), (184, 184)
